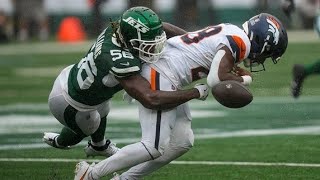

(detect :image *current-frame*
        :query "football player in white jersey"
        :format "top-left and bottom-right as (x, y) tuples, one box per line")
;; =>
(74, 13), (288, 180)
(44, 6), (209, 160)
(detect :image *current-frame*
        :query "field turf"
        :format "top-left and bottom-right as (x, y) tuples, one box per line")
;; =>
(0, 39), (320, 179)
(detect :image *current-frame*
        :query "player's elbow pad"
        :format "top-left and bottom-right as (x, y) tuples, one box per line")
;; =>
(207, 49), (226, 87)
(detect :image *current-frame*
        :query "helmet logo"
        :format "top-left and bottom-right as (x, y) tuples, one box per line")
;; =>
(266, 18), (280, 45)
(122, 17), (150, 33)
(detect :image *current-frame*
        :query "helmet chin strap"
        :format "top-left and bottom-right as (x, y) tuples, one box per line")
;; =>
(247, 56), (266, 72)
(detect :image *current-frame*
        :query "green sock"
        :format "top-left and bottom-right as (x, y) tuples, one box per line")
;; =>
(56, 105), (87, 147)
(90, 116), (107, 143)
(304, 60), (320, 76)
(57, 127), (85, 147)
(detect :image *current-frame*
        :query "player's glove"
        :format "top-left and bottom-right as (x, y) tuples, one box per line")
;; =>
(123, 91), (135, 104)
(194, 83), (209, 101)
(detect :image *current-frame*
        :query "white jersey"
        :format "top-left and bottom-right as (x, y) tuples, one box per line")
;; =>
(149, 23), (251, 89)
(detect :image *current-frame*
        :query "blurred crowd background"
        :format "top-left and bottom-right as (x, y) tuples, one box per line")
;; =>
(0, 0), (319, 43)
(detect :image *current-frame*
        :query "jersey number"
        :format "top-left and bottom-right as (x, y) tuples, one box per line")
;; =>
(77, 52), (97, 90)
(181, 26), (222, 44)
(110, 50), (134, 61)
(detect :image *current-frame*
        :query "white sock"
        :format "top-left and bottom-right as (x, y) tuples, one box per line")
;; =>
(90, 142), (154, 179)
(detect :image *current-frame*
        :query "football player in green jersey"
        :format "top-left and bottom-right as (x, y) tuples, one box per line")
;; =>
(282, 0), (320, 98)
(43, 6), (209, 158)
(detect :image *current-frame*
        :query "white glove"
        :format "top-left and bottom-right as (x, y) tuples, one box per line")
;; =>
(194, 83), (209, 101)
(123, 91), (135, 104)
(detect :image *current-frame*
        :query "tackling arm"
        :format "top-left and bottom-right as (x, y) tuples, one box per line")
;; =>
(162, 22), (187, 38)
(117, 74), (201, 110)
(207, 46), (252, 87)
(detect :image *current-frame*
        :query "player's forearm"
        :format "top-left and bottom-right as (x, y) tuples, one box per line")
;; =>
(118, 74), (199, 110)
(163, 22), (187, 38)
(219, 72), (244, 83)
(141, 88), (199, 110)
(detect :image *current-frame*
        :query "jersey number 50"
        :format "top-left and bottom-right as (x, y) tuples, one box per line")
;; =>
(77, 52), (97, 90)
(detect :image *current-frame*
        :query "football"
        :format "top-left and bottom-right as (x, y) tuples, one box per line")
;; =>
(212, 80), (253, 108)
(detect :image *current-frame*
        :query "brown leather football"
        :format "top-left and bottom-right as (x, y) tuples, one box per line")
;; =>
(212, 80), (253, 108)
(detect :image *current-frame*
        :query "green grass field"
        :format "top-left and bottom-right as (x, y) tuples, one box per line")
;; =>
(1, 38), (320, 179)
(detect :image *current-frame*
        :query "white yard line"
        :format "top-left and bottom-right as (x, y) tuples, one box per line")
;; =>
(0, 158), (319, 168)
(1, 125), (320, 150)
(0, 97), (320, 150)
(0, 110), (226, 127)
(1, 96), (319, 113)
(171, 161), (320, 167)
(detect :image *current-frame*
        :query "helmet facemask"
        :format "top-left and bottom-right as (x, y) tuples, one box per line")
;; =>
(246, 42), (273, 72)
(130, 31), (167, 63)
(242, 13), (287, 72)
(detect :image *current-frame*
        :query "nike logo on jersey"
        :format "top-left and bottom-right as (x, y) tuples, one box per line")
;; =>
(120, 62), (130, 66)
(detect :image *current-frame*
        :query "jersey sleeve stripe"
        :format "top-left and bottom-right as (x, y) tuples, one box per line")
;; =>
(231, 35), (246, 60)
(111, 66), (140, 75)
(109, 70), (136, 78)
(227, 35), (246, 62)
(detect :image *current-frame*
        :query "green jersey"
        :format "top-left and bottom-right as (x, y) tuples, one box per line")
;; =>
(67, 27), (142, 106)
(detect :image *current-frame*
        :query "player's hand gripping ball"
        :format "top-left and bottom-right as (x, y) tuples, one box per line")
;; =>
(212, 80), (253, 108)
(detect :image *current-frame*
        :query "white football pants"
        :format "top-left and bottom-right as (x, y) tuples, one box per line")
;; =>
(48, 66), (110, 136)
(90, 65), (194, 179)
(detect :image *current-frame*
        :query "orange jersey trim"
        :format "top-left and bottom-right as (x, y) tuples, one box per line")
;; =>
(231, 35), (246, 61)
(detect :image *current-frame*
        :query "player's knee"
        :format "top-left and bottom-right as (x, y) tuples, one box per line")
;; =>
(141, 142), (163, 159)
(75, 110), (101, 136)
(177, 129), (194, 150)
(170, 137), (194, 157)
(48, 96), (68, 126)
(149, 146), (163, 159)
(97, 101), (110, 118)
(175, 140), (193, 154)
(185, 130), (194, 149)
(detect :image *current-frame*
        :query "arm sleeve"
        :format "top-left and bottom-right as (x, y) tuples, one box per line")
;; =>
(207, 49), (226, 87)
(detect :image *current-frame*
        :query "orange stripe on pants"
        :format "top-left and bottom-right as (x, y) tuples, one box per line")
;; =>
(150, 68), (157, 91)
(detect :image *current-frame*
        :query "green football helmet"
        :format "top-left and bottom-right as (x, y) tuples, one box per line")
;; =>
(118, 6), (166, 63)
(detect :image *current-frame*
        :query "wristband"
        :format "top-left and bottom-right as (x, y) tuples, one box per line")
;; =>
(241, 75), (252, 86)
